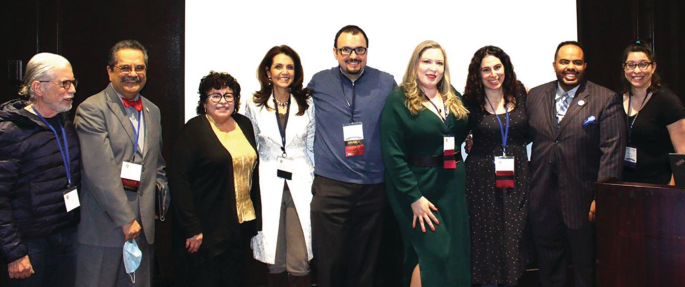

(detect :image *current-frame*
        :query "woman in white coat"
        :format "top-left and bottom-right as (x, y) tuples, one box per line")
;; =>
(245, 45), (315, 287)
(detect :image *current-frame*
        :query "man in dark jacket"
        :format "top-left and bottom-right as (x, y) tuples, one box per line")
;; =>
(0, 53), (80, 287)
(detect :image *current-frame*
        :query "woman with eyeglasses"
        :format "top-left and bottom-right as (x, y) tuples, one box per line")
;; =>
(619, 41), (685, 184)
(244, 45), (315, 287)
(380, 40), (470, 286)
(462, 46), (531, 287)
(168, 71), (261, 286)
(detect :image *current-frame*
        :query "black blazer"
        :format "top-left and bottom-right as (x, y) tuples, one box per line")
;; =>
(168, 113), (261, 257)
(527, 80), (626, 229)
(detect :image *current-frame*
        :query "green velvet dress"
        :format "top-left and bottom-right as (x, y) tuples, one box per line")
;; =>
(380, 88), (471, 287)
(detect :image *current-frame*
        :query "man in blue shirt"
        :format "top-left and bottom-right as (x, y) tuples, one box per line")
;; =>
(307, 25), (396, 287)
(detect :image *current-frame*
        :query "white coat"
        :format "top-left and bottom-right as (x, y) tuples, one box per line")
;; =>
(244, 94), (315, 264)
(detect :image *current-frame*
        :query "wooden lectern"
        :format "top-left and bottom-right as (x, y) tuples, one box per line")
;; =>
(596, 179), (685, 286)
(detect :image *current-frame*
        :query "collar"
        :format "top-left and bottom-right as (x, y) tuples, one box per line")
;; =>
(555, 83), (580, 100)
(111, 83), (141, 105)
(338, 67), (365, 83)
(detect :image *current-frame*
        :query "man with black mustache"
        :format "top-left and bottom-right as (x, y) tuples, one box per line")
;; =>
(74, 40), (168, 287)
(306, 25), (397, 287)
(526, 41), (626, 287)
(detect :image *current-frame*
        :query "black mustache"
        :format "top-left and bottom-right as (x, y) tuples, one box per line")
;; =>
(122, 76), (142, 83)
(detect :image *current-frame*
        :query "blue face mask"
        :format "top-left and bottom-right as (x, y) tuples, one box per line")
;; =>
(123, 239), (142, 283)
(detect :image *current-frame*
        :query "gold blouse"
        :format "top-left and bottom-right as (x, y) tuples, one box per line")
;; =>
(207, 115), (257, 223)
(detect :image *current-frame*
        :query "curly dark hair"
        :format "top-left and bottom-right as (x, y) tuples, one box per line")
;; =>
(620, 40), (661, 94)
(196, 71), (241, 115)
(463, 46), (525, 111)
(254, 45), (310, 115)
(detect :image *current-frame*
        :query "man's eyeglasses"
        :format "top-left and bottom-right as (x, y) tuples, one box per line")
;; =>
(208, 93), (235, 103)
(623, 61), (653, 71)
(115, 65), (147, 73)
(337, 46), (367, 56)
(39, 79), (78, 90)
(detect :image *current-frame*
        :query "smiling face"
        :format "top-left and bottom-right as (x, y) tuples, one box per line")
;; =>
(36, 63), (76, 117)
(267, 53), (295, 91)
(624, 51), (656, 90)
(334, 32), (367, 79)
(203, 87), (235, 122)
(107, 48), (147, 100)
(553, 44), (586, 91)
(416, 48), (445, 91)
(480, 55), (505, 92)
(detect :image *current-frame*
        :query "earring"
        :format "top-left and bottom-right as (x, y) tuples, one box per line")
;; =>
(268, 77), (272, 86)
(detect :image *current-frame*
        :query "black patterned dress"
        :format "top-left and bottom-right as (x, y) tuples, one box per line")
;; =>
(465, 95), (531, 285)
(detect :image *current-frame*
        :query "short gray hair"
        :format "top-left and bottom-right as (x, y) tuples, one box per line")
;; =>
(19, 53), (71, 100)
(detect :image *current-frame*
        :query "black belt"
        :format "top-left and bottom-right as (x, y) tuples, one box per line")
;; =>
(407, 152), (462, 167)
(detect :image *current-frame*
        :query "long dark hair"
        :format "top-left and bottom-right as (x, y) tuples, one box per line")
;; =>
(463, 45), (525, 111)
(254, 45), (310, 115)
(620, 41), (661, 94)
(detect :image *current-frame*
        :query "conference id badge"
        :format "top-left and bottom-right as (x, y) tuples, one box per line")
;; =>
(494, 156), (515, 188)
(443, 136), (456, 169)
(121, 161), (142, 191)
(343, 122), (364, 157)
(624, 146), (637, 169)
(63, 186), (80, 212)
(277, 157), (294, 180)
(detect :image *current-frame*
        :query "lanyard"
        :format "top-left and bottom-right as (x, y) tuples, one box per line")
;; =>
(485, 97), (510, 156)
(273, 95), (291, 157)
(424, 94), (447, 124)
(31, 106), (72, 187)
(338, 69), (358, 123)
(626, 92), (650, 143)
(130, 111), (142, 161)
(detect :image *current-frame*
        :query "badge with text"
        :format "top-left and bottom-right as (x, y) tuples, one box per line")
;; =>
(63, 186), (80, 212)
(443, 136), (457, 169)
(624, 146), (637, 169)
(277, 157), (294, 180)
(121, 161), (142, 191)
(494, 156), (515, 188)
(343, 122), (365, 157)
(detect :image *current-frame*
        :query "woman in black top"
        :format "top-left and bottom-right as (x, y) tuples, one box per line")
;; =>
(620, 41), (685, 184)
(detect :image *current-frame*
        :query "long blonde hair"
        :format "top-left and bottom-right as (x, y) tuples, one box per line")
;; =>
(401, 40), (468, 119)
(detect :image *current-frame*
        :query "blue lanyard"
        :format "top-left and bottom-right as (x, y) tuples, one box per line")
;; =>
(485, 97), (510, 156)
(273, 95), (290, 157)
(130, 111), (142, 161)
(626, 92), (650, 144)
(31, 106), (72, 187)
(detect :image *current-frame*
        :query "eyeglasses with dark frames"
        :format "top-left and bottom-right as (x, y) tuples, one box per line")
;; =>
(337, 46), (367, 56)
(208, 93), (235, 103)
(39, 79), (78, 90)
(623, 61), (653, 71)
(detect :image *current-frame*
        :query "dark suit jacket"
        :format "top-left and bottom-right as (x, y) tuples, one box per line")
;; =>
(168, 113), (261, 259)
(75, 84), (167, 246)
(527, 80), (626, 229)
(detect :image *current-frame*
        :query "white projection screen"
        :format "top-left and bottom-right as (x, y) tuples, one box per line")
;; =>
(185, 0), (577, 122)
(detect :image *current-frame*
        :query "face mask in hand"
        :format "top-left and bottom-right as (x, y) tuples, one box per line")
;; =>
(123, 239), (142, 283)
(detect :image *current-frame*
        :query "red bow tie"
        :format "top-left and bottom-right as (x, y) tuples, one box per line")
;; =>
(122, 97), (143, 111)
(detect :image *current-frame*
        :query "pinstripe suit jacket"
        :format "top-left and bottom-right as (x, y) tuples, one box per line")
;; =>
(527, 80), (626, 229)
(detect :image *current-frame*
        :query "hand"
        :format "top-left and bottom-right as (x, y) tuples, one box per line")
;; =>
(588, 200), (596, 222)
(411, 197), (439, 233)
(122, 219), (141, 241)
(186, 233), (203, 253)
(8, 255), (34, 279)
(465, 133), (474, 153)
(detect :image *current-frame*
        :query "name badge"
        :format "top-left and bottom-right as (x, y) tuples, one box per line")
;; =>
(494, 156), (515, 188)
(443, 136), (456, 169)
(277, 157), (294, 180)
(121, 161), (142, 191)
(624, 146), (637, 169)
(343, 122), (364, 157)
(63, 186), (80, 212)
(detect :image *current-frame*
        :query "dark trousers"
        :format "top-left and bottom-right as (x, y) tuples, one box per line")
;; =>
(310, 175), (385, 287)
(4, 227), (77, 287)
(175, 235), (247, 287)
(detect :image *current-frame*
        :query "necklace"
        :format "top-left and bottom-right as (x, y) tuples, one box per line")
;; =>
(275, 100), (289, 107)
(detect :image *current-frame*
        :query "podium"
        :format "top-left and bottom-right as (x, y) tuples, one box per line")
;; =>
(596, 179), (685, 286)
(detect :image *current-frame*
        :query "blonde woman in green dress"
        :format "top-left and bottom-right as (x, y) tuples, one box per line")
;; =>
(380, 40), (471, 287)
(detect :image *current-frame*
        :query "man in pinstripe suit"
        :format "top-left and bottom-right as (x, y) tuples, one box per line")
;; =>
(526, 41), (626, 287)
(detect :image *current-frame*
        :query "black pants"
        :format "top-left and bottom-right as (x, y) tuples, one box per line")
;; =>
(310, 175), (385, 287)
